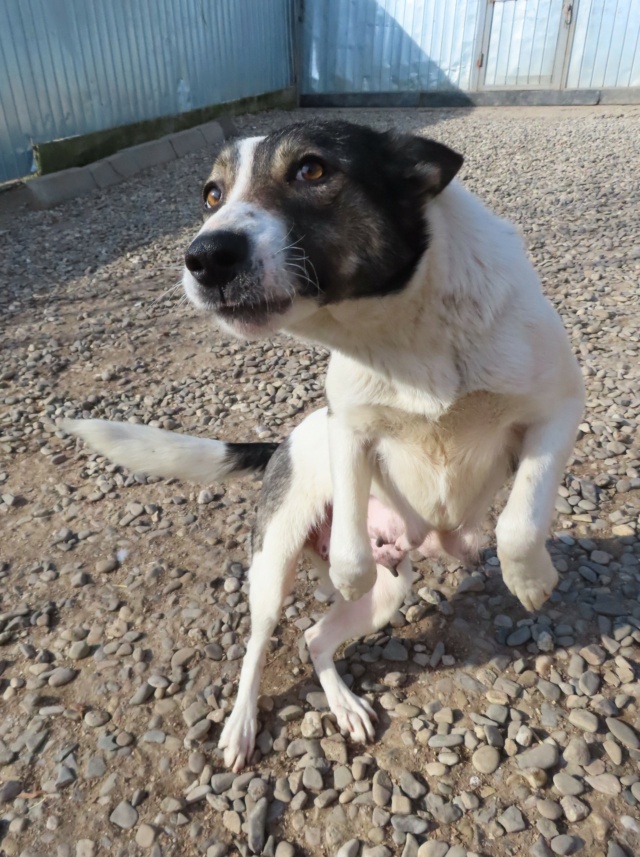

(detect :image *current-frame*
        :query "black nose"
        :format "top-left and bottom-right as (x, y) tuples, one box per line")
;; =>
(184, 231), (250, 288)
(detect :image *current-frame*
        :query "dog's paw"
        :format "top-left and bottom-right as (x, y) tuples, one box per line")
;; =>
(218, 709), (257, 772)
(329, 550), (377, 601)
(501, 551), (559, 612)
(328, 684), (377, 743)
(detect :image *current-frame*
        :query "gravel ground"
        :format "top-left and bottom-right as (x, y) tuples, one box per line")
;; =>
(1, 105), (639, 857)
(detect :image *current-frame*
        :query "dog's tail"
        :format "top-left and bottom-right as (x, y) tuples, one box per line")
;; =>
(62, 419), (278, 484)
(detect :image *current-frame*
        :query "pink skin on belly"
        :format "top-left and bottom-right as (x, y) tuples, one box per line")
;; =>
(307, 496), (478, 573)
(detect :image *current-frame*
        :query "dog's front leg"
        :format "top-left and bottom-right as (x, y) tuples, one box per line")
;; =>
(496, 395), (584, 611)
(328, 415), (377, 601)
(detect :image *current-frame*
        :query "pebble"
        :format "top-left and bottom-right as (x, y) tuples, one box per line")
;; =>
(553, 773), (584, 796)
(550, 835), (578, 856)
(517, 744), (559, 770)
(48, 668), (77, 688)
(0, 780), (22, 803)
(498, 805), (526, 833)
(568, 710), (599, 733)
(336, 840), (361, 857)
(585, 774), (621, 795)
(109, 801), (138, 829)
(560, 796), (589, 822)
(417, 844), (450, 857)
(472, 745), (501, 774)
(247, 796), (268, 854)
(606, 718), (640, 749)
(135, 824), (158, 847)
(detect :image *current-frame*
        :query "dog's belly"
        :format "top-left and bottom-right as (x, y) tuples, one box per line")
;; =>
(373, 391), (521, 532)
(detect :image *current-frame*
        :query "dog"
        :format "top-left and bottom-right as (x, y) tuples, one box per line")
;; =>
(64, 120), (585, 771)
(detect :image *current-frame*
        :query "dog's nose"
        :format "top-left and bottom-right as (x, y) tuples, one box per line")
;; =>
(184, 231), (250, 288)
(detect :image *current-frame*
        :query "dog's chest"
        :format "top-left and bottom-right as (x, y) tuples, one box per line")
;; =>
(372, 391), (519, 528)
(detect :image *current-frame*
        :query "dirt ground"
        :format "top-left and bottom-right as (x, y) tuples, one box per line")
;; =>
(0, 106), (639, 857)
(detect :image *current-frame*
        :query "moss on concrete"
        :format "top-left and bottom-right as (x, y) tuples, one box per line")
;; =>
(34, 87), (297, 175)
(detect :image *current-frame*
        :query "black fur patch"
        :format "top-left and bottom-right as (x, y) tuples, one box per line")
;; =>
(251, 438), (292, 554)
(225, 442), (279, 475)
(204, 120), (463, 306)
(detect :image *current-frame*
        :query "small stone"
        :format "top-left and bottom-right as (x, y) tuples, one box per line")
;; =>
(302, 766), (323, 791)
(553, 773), (584, 796)
(391, 815), (429, 835)
(135, 824), (158, 847)
(585, 774), (621, 795)
(76, 841), (96, 857)
(0, 780), (22, 803)
(279, 705), (304, 722)
(223, 811), (241, 835)
(129, 682), (153, 705)
(95, 558), (118, 573)
(84, 710), (110, 728)
(472, 745), (500, 774)
(605, 718), (639, 749)
(383, 638), (409, 661)
(498, 805), (526, 833)
(171, 647), (197, 670)
(399, 771), (427, 799)
(560, 796), (589, 823)
(336, 841), (362, 857)
(48, 668), (77, 687)
(537, 799), (562, 820)
(517, 743), (559, 770)
(530, 837), (554, 857)
(568, 710), (599, 733)
(247, 796), (268, 854)
(109, 801), (138, 829)
(563, 737), (590, 767)
(69, 641), (90, 660)
(417, 844), (449, 857)
(550, 835), (577, 856)
(507, 626), (532, 646)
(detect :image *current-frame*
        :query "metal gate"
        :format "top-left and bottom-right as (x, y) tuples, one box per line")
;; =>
(479, 0), (574, 89)
(301, 0), (640, 99)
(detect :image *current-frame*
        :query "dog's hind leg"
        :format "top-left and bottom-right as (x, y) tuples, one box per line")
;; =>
(219, 541), (299, 771)
(304, 555), (413, 743)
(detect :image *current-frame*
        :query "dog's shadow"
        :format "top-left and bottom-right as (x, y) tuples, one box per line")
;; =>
(245, 530), (638, 753)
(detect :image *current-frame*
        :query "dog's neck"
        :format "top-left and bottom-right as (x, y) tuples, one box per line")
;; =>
(283, 181), (527, 403)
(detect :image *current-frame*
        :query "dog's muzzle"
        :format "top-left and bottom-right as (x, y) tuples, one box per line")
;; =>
(185, 231), (251, 290)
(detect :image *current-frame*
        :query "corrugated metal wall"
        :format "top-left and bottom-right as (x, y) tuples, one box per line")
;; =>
(3, 0), (640, 182)
(567, 0), (640, 88)
(302, 0), (483, 93)
(302, 0), (640, 95)
(0, 0), (294, 183)
(483, 0), (565, 88)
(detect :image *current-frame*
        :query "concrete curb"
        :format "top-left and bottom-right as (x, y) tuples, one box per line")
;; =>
(13, 118), (230, 212)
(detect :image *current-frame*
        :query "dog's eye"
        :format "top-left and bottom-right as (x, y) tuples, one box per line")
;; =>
(296, 159), (325, 183)
(204, 184), (222, 209)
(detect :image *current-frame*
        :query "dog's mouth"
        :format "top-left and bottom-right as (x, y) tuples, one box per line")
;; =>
(215, 296), (293, 325)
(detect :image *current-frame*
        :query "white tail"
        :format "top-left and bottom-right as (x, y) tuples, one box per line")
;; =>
(62, 419), (237, 484)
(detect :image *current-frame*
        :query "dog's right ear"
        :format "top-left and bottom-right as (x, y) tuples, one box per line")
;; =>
(397, 135), (464, 198)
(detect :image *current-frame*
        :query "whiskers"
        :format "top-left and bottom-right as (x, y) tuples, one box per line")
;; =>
(277, 234), (320, 298)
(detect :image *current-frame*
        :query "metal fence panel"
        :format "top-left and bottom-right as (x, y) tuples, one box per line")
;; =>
(301, 0), (483, 94)
(0, 0), (294, 183)
(566, 0), (640, 88)
(484, 0), (564, 88)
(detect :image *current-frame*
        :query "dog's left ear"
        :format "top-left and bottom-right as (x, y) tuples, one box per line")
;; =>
(399, 135), (464, 197)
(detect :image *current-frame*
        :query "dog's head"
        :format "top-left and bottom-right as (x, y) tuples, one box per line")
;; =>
(183, 120), (463, 338)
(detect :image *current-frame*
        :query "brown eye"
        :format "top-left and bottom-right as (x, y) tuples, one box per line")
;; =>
(205, 184), (222, 209)
(296, 159), (325, 182)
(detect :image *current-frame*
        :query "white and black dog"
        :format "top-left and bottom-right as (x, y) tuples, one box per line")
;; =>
(65, 121), (585, 771)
